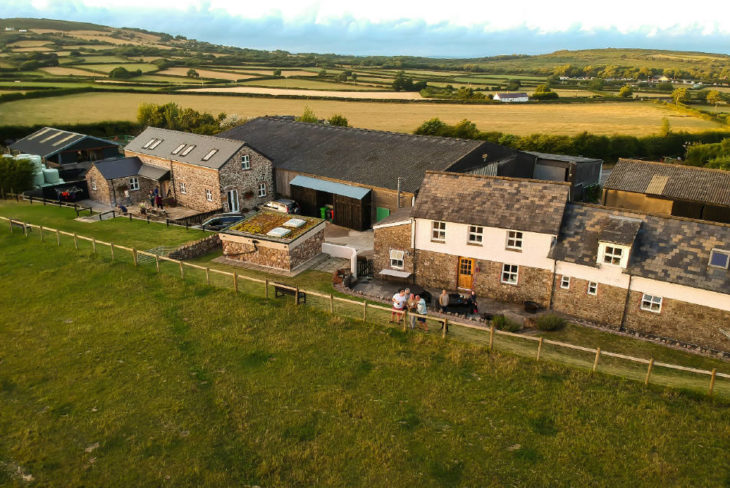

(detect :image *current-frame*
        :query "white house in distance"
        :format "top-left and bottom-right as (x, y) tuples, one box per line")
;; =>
(493, 92), (529, 103)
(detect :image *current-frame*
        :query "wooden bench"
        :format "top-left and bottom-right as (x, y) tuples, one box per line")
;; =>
(273, 283), (306, 304)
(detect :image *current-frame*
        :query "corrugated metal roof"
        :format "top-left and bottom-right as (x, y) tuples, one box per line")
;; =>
(10, 127), (118, 158)
(525, 151), (603, 164)
(124, 127), (245, 170)
(290, 175), (371, 200)
(605, 159), (730, 207)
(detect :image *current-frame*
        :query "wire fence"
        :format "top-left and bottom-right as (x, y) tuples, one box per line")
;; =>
(2, 214), (729, 399)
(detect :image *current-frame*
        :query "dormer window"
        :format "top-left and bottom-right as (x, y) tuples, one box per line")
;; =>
(597, 242), (629, 268)
(709, 249), (729, 269)
(602, 246), (623, 265)
(180, 145), (196, 156)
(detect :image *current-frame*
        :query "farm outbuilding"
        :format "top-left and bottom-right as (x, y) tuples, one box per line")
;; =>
(289, 175), (372, 231)
(10, 127), (120, 167)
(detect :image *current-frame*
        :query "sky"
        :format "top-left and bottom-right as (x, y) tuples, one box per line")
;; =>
(5, 0), (730, 57)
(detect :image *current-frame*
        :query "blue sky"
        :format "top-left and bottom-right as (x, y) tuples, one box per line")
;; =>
(5, 0), (730, 57)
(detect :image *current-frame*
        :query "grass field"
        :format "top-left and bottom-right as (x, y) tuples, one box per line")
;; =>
(157, 68), (260, 81)
(39, 66), (96, 77)
(75, 63), (159, 74)
(0, 92), (724, 135)
(2, 220), (730, 486)
(240, 78), (387, 91)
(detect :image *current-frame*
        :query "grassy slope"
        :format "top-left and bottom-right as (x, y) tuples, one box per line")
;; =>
(1, 230), (730, 487)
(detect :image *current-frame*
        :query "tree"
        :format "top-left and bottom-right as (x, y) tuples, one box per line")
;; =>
(335, 72), (348, 82)
(589, 78), (605, 91)
(660, 117), (671, 136)
(618, 85), (633, 98)
(317, 69), (327, 78)
(0, 156), (34, 193)
(532, 84), (559, 100)
(672, 87), (689, 106)
(186, 68), (199, 79)
(109, 66), (142, 79)
(327, 114), (348, 127)
(297, 106), (318, 123)
(392, 71), (414, 91)
(273, 69), (282, 76)
(506, 79), (521, 90)
(707, 90), (721, 108)
(414, 118), (447, 136)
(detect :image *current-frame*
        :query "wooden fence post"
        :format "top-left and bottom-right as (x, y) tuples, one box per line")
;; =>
(442, 319), (448, 339)
(91, 238), (96, 254)
(363, 301), (367, 321)
(23, 222), (28, 237)
(489, 323), (495, 352)
(205, 267), (210, 285)
(329, 293), (334, 313)
(402, 311), (407, 332)
(295, 286), (300, 305)
(265, 279), (269, 298)
(709, 369), (717, 396)
(56, 229), (60, 246)
(179, 261), (184, 279)
(73, 233), (78, 249)
(592, 348), (601, 373)
(40, 225), (44, 241)
(110, 242), (115, 261)
(233, 272), (238, 293)
(132, 248), (138, 266)
(155, 254), (160, 272)
(536, 337), (544, 361)
(8, 219), (12, 233)
(645, 358), (654, 386)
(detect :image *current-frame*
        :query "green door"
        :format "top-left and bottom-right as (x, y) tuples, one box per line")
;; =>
(376, 207), (390, 222)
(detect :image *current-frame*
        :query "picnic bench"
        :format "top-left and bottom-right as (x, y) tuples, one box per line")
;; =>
(273, 282), (307, 304)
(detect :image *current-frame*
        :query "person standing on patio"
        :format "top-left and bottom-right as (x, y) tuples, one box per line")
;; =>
(391, 289), (407, 323)
(438, 290), (449, 313)
(416, 295), (428, 331)
(406, 293), (417, 329)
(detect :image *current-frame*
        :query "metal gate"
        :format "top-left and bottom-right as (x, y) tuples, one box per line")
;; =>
(357, 257), (373, 277)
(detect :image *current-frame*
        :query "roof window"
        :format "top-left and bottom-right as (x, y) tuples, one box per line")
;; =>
(709, 249), (729, 269)
(142, 138), (157, 149)
(180, 145), (196, 156)
(148, 139), (163, 150)
(171, 143), (186, 155)
(202, 149), (218, 161)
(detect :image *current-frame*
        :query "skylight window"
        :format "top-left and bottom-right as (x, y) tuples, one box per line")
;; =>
(709, 249), (729, 269)
(171, 143), (186, 155)
(142, 138), (157, 149)
(180, 144), (196, 156)
(148, 139), (163, 150)
(202, 149), (218, 161)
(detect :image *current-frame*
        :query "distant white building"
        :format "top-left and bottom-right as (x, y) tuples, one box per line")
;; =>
(4, 27), (14, 31)
(493, 92), (529, 103)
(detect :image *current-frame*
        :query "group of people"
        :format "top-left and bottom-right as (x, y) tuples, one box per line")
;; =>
(390, 288), (429, 330)
(148, 188), (164, 210)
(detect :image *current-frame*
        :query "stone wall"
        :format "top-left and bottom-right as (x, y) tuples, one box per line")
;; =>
(85, 165), (112, 205)
(472, 260), (553, 307)
(219, 147), (274, 212)
(551, 275), (625, 328)
(414, 249), (458, 290)
(290, 229), (325, 269)
(373, 222), (413, 276)
(623, 291), (730, 351)
(169, 234), (221, 260)
(169, 162), (221, 212)
(111, 176), (157, 206)
(221, 239), (292, 270)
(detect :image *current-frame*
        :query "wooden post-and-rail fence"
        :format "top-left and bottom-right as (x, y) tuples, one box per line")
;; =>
(1, 214), (728, 398)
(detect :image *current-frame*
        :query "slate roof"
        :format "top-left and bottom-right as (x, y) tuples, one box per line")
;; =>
(412, 171), (571, 235)
(10, 127), (118, 158)
(550, 204), (730, 294)
(218, 116), (493, 193)
(125, 127), (245, 170)
(93, 157), (169, 180)
(605, 159), (730, 207)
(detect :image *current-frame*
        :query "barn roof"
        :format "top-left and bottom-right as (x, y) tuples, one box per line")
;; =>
(10, 127), (118, 158)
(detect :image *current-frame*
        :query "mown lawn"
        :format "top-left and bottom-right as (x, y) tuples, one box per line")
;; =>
(1, 226), (730, 486)
(0, 201), (207, 250)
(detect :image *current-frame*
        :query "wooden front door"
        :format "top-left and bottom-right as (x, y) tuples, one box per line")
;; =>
(457, 257), (474, 290)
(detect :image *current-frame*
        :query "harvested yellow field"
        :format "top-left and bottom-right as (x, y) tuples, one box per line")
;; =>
(157, 68), (258, 81)
(12, 47), (54, 52)
(8, 40), (50, 47)
(0, 92), (723, 136)
(40, 66), (96, 76)
(185, 86), (416, 98)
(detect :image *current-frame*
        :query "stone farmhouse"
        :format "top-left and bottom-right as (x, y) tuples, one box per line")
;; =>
(603, 159), (730, 224)
(373, 171), (730, 352)
(115, 127), (274, 213)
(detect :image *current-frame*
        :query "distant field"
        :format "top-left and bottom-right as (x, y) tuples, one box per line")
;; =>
(75, 63), (159, 74)
(239, 78), (388, 91)
(157, 68), (259, 81)
(186, 86), (419, 99)
(39, 66), (96, 76)
(76, 56), (135, 64)
(0, 92), (724, 135)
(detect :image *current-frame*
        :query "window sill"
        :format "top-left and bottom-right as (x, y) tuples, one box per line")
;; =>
(505, 247), (522, 253)
(500, 281), (518, 286)
(431, 239), (445, 244)
(640, 308), (661, 314)
(466, 242), (483, 247)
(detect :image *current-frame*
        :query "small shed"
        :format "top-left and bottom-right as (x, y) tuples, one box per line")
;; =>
(289, 175), (372, 231)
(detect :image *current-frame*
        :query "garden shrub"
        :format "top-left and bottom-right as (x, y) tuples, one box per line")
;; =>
(535, 314), (567, 331)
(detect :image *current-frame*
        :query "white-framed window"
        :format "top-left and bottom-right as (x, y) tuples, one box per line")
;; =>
(587, 282), (598, 296)
(241, 154), (250, 170)
(202, 149), (218, 161)
(506, 230), (523, 250)
(640, 294), (663, 313)
(90, 178), (97, 191)
(603, 246), (624, 265)
(179, 182), (187, 194)
(205, 189), (213, 202)
(180, 145), (196, 156)
(148, 139), (163, 150)
(258, 183), (267, 197)
(501, 264), (518, 285)
(468, 225), (483, 244)
(171, 143), (186, 155)
(432, 221), (446, 242)
(129, 177), (139, 191)
(709, 249), (730, 269)
(560, 276), (570, 289)
(389, 249), (405, 269)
